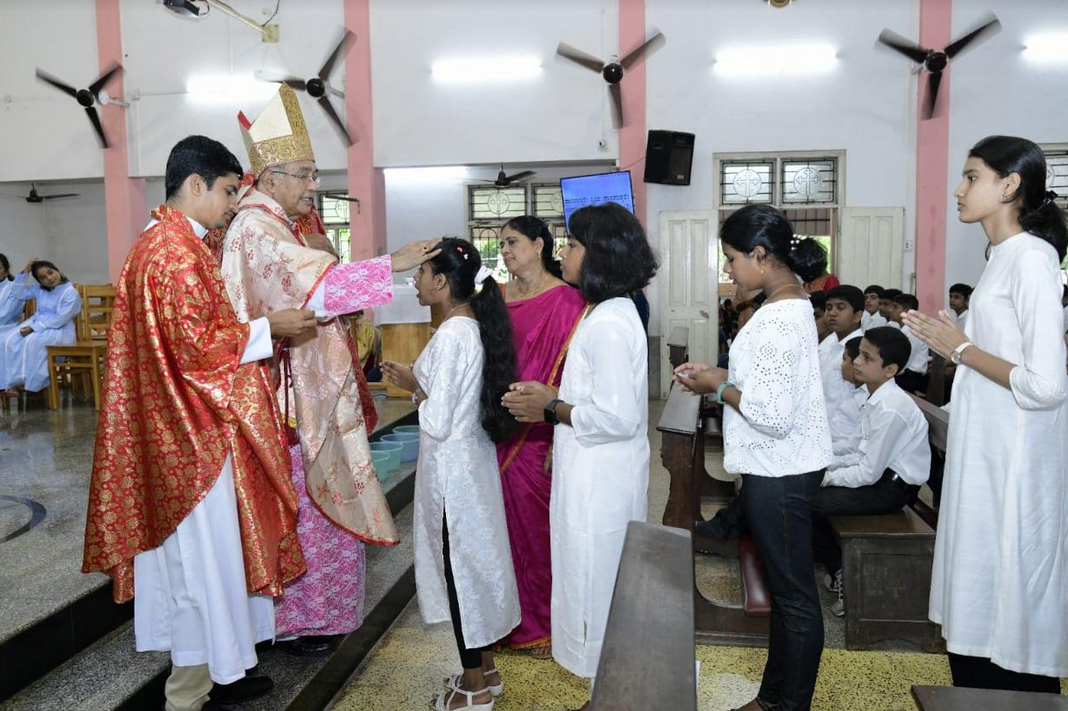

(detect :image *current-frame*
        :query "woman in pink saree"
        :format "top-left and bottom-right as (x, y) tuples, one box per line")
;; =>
(497, 216), (587, 656)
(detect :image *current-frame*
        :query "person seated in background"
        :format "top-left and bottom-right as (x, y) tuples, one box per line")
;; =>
(810, 290), (832, 343)
(888, 293), (929, 394)
(880, 288), (903, 327)
(827, 337), (866, 460)
(351, 309), (382, 381)
(0, 258), (80, 396)
(0, 254), (22, 329)
(949, 283), (972, 327)
(821, 285), (866, 437)
(811, 327), (930, 617)
(862, 285), (888, 331)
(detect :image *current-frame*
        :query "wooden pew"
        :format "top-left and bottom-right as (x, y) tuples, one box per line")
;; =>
(912, 685), (1068, 711)
(826, 393), (949, 652)
(590, 521), (697, 711)
(658, 383), (770, 646)
(666, 326), (690, 370)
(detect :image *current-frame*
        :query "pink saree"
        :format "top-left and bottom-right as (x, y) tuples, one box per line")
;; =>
(497, 284), (587, 649)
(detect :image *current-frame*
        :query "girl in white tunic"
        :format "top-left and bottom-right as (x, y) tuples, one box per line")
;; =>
(503, 203), (658, 711)
(905, 135), (1068, 692)
(0, 259), (80, 394)
(0, 254), (23, 330)
(675, 204), (832, 711)
(383, 238), (520, 711)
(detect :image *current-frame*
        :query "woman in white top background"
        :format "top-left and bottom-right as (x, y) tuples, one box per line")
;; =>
(904, 135), (1068, 693)
(0, 254), (22, 329)
(382, 238), (521, 711)
(503, 202), (657, 711)
(675, 204), (832, 711)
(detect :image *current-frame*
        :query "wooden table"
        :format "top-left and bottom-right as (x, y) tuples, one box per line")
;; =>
(912, 685), (1068, 711)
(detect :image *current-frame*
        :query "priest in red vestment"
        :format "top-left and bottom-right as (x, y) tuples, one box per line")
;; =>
(82, 136), (319, 711)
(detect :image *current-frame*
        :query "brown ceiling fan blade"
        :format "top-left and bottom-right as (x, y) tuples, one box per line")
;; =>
(876, 29), (929, 64)
(318, 96), (353, 146)
(923, 71), (942, 120)
(85, 106), (109, 148)
(620, 30), (666, 70)
(35, 69), (78, 98)
(944, 14), (1001, 59)
(261, 75), (307, 90)
(505, 170), (536, 182)
(609, 83), (623, 128)
(89, 63), (123, 96)
(556, 43), (605, 73)
(319, 30), (356, 80)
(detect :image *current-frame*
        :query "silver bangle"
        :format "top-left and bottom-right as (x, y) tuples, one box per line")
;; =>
(411, 387), (423, 403)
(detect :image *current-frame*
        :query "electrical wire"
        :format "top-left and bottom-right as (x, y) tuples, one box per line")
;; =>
(262, 0), (280, 26)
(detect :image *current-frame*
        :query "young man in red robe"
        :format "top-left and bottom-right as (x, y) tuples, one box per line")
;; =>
(82, 135), (319, 711)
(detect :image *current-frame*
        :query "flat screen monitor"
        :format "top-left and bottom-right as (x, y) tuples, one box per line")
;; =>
(560, 171), (635, 229)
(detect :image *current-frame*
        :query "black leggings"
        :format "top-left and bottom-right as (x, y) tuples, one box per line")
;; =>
(443, 513), (490, 670)
(948, 653), (1061, 694)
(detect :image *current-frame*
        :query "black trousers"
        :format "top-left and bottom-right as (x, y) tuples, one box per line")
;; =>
(948, 653), (1061, 694)
(809, 468), (918, 574)
(896, 369), (928, 395)
(742, 471), (825, 711)
(442, 513), (490, 670)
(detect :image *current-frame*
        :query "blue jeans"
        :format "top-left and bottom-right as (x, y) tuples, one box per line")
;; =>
(741, 471), (825, 711)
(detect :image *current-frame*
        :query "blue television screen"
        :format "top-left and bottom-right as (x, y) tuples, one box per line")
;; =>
(560, 171), (635, 229)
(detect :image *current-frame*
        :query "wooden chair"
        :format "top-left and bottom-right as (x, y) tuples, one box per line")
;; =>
(0, 299), (35, 413)
(45, 284), (115, 410)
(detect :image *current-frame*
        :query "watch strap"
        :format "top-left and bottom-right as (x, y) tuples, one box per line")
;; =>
(716, 381), (734, 405)
(544, 398), (563, 425)
(951, 341), (974, 365)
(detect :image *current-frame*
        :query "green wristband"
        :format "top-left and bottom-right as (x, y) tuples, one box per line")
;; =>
(716, 381), (734, 405)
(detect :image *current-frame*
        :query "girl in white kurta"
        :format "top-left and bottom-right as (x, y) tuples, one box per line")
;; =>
(905, 135), (1068, 692)
(503, 202), (658, 710)
(0, 254), (22, 329)
(0, 260), (80, 394)
(383, 238), (520, 711)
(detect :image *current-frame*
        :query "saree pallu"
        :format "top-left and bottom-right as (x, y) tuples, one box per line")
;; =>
(497, 284), (587, 649)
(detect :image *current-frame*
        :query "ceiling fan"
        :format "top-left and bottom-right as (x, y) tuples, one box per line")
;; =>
(877, 13), (1001, 120)
(35, 64), (124, 148)
(556, 29), (666, 128)
(259, 31), (356, 145)
(0, 184), (80, 204)
(474, 166), (537, 188)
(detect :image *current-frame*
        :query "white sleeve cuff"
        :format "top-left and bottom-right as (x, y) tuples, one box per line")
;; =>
(240, 317), (274, 364)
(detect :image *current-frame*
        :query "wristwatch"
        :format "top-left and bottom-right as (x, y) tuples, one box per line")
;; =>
(949, 341), (973, 365)
(544, 398), (563, 425)
(715, 381), (735, 405)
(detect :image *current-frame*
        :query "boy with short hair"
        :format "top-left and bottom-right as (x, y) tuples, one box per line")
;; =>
(880, 288), (903, 327)
(820, 285), (866, 427)
(862, 284), (888, 331)
(811, 326), (931, 616)
(889, 293), (929, 393)
(948, 283), (972, 327)
(827, 336), (866, 460)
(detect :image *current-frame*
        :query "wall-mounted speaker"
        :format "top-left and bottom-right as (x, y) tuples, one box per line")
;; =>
(643, 130), (695, 186)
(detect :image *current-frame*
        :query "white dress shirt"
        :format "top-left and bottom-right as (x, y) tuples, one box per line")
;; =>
(822, 379), (930, 488)
(862, 311), (888, 331)
(955, 309), (969, 329)
(901, 324), (930, 374)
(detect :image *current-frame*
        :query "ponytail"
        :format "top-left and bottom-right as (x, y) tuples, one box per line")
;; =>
(788, 238), (829, 283)
(470, 277), (518, 442)
(1020, 190), (1067, 262)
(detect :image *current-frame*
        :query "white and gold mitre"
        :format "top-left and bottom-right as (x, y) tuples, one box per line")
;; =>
(237, 85), (315, 177)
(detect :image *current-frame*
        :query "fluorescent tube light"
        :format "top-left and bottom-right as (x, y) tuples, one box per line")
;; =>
(186, 74), (277, 104)
(1023, 32), (1068, 64)
(714, 43), (838, 77)
(431, 56), (542, 84)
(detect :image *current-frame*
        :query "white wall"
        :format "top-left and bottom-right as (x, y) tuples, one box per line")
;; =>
(944, 0), (1068, 293)
(370, 0), (619, 167)
(0, 183), (49, 274)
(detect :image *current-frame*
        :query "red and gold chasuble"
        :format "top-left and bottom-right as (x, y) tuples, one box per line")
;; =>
(82, 205), (305, 603)
(221, 190), (399, 545)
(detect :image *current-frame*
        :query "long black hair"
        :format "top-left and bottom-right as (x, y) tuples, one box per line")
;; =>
(30, 260), (70, 291)
(427, 238), (517, 443)
(969, 135), (1068, 261)
(567, 202), (658, 303)
(503, 215), (562, 278)
(720, 204), (827, 283)
(0, 253), (11, 281)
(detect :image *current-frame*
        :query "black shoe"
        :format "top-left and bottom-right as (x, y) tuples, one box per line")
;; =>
(695, 516), (735, 543)
(275, 635), (340, 657)
(210, 675), (274, 704)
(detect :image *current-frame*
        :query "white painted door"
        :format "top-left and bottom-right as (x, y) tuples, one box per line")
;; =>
(838, 207), (906, 290)
(658, 210), (717, 398)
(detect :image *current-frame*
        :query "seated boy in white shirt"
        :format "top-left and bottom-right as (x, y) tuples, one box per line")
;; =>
(861, 284), (888, 331)
(827, 336), (866, 460)
(888, 292), (929, 394)
(821, 285), (866, 449)
(948, 283), (972, 328)
(880, 288), (902, 329)
(810, 326), (931, 617)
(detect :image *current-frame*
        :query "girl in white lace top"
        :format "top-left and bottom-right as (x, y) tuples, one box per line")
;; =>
(675, 204), (831, 711)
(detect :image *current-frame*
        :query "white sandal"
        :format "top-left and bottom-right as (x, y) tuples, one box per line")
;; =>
(430, 686), (494, 710)
(443, 669), (503, 697)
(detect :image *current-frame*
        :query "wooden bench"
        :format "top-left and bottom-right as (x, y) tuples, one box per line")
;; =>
(666, 326), (690, 370)
(591, 521), (697, 711)
(912, 684), (1068, 711)
(826, 393), (950, 652)
(658, 382), (770, 646)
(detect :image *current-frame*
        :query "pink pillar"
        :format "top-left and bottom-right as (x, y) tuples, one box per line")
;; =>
(344, 0), (387, 259)
(95, 0), (146, 283)
(914, 0), (952, 312)
(619, 0), (647, 228)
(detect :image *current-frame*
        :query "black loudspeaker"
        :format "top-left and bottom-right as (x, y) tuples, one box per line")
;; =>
(643, 130), (695, 186)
